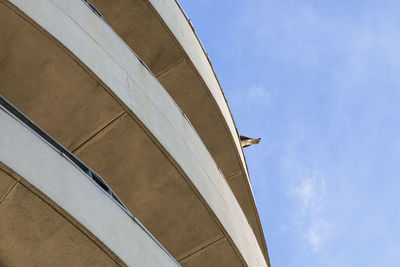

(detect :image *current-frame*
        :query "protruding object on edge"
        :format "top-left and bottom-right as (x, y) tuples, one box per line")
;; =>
(240, 136), (261, 148)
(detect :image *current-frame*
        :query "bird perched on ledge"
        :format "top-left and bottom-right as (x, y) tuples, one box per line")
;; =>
(240, 135), (261, 148)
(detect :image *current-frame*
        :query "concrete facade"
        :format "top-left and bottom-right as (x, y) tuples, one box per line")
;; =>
(0, 106), (179, 267)
(88, 1), (270, 260)
(0, 0), (270, 266)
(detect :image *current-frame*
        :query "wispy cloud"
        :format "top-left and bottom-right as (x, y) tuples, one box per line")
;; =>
(228, 85), (271, 108)
(294, 173), (325, 212)
(291, 170), (331, 252)
(246, 85), (271, 105)
(282, 130), (332, 253)
(289, 169), (332, 253)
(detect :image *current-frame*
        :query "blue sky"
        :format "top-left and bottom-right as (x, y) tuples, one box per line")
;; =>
(179, 1), (400, 266)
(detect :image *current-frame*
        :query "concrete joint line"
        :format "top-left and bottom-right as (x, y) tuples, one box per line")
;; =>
(225, 171), (242, 181)
(176, 235), (226, 263)
(155, 57), (186, 78)
(0, 180), (18, 205)
(72, 111), (126, 153)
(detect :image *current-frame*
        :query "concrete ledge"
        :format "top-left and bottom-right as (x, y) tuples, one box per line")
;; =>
(7, 0), (267, 265)
(149, 0), (249, 181)
(80, 0), (269, 262)
(0, 106), (179, 266)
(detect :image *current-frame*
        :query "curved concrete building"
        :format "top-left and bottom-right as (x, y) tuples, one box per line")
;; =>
(0, 0), (270, 266)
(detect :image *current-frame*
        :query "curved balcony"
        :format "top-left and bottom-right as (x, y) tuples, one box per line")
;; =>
(87, 0), (270, 263)
(0, 0), (268, 266)
(0, 98), (179, 267)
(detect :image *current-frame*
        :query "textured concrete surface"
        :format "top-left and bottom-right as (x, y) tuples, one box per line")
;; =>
(158, 59), (240, 174)
(0, 168), (16, 200)
(0, 106), (180, 267)
(1, 0), (267, 266)
(89, 0), (269, 262)
(88, 0), (182, 76)
(180, 238), (242, 267)
(0, 181), (120, 267)
(0, 2), (124, 151)
(74, 113), (223, 258)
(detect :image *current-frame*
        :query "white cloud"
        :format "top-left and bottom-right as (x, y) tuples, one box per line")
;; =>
(228, 85), (271, 108)
(294, 172), (326, 213)
(289, 169), (332, 253)
(307, 217), (331, 253)
(247, 85), (271, 104)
